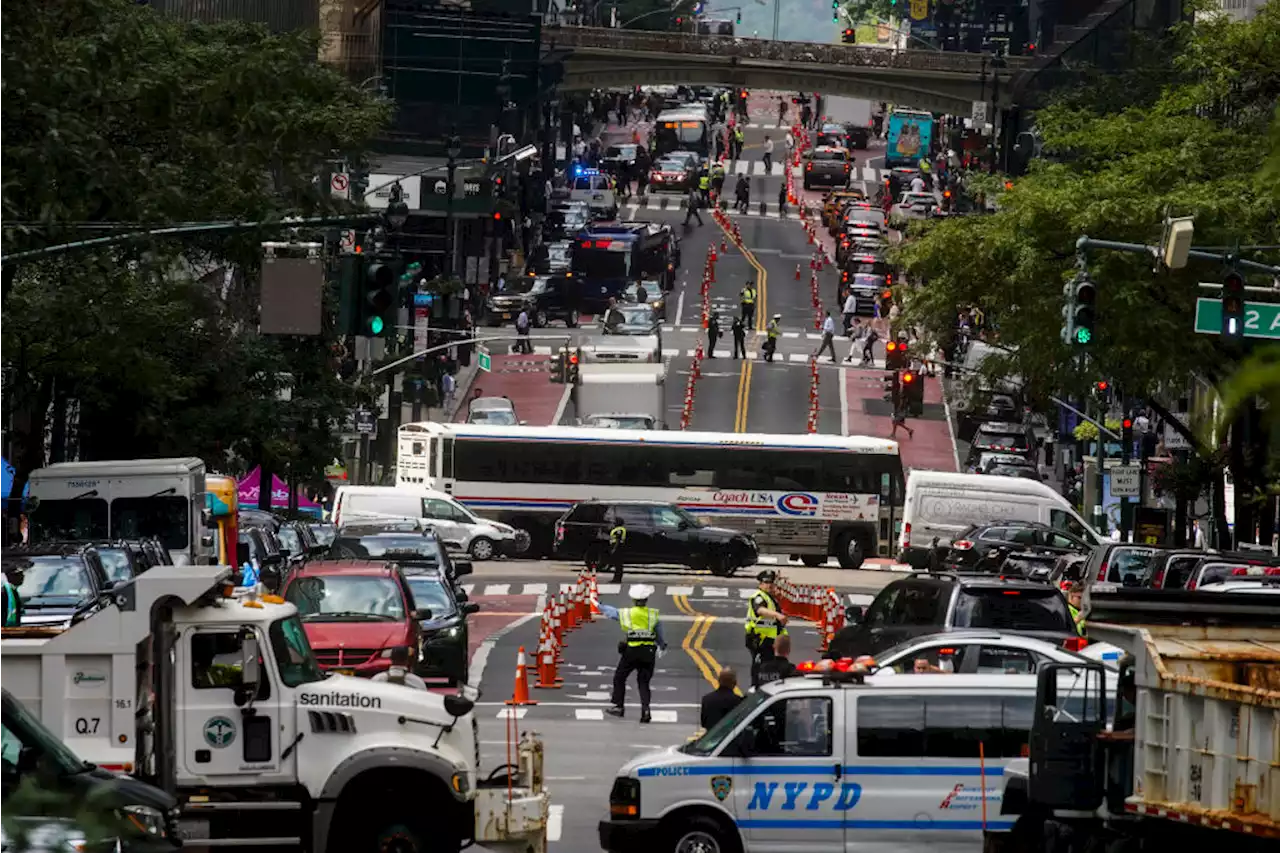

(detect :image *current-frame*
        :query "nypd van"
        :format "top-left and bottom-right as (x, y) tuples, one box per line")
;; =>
(599, 670), (1043, 853)
(570, 168), (619, 220)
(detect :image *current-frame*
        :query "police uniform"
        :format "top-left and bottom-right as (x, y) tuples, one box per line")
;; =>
(1069, 603), (1085, 636)
(608, 521), (627, 583)
(740, 285), (756, 327)
(606, 585), (665, 723)
(764, 316), (781, 362)
(745, 571), (788, 687)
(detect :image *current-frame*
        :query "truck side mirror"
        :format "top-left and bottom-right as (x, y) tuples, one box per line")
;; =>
(239, 632), (261, 704)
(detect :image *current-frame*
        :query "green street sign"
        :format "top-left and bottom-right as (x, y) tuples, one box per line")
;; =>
(477, 346), (491, 373)
(1194, 297), (1280, 340)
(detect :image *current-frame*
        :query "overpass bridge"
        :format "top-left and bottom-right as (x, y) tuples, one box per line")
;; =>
(542, 27), (1034, 115)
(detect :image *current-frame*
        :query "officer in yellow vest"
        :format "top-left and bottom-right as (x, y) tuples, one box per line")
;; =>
(763, 314), (781, 362)
(698, 171), (711, 206)
(745, 570), (789, 687)
(1067, 582), (1086, 636)
(602, 585), (667, 723)
(607, 520), (628, 584)
(739, 283), (757, 328)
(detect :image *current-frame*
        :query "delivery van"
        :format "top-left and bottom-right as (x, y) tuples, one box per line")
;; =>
(331, 485), (524, 560)
(899, 471), (1100, 569)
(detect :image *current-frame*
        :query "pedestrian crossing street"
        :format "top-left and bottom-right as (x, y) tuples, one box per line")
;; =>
(519, 342), (890, 368)
(462, 582), (883, 603)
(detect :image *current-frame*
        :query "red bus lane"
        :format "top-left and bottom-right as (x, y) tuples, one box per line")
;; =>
(428, 593), (539, 695)
(456, 352), (567, 426)
(844, 368), (957, 472)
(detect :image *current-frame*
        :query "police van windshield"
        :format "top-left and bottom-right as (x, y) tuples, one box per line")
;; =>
(681, 691), (767, 756)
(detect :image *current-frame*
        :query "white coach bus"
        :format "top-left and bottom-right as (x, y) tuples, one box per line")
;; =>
(396, 422), (904, 568)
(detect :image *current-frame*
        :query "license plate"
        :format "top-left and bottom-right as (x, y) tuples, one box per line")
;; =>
(178, 819), (210, 841)
(334, 668), (356, 676)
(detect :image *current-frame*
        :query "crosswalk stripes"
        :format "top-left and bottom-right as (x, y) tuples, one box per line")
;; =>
(523, 343), (888, 368)
(728, 160), (793, 177)
(461, 582), (898, 599)
(619, 197), (789, 219)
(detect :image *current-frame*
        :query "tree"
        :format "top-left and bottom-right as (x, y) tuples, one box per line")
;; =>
(842, 0), (896, 27)
(1, 0), (391, 498)
(892, 5), (1280, 541)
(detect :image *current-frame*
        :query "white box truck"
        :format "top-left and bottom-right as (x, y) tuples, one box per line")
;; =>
(1, 565), (550, 853)
(574, 363), (667, 430)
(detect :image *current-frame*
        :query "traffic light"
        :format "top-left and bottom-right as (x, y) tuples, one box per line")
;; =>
(842, 28), (856, 43)
(832, 0), (839, 21)
(1072, 275), (1097, 346)
(550, 348), (567, 384)
(1121, 417), (1134, 463)
(567, 347), (581, 384)
(1222, 270), (1245, 339)
(884, 339), (907, 370)
(882, 370), (899, 403)
(361, 258), (398, 336)
(902, 370), (924, 415)
(336, 253), (365, 336)
(1093, 380), (1111, 399)
(736, 10), (742, 23)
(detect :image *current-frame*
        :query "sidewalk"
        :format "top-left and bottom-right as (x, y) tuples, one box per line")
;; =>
(843, 367), (957, 472)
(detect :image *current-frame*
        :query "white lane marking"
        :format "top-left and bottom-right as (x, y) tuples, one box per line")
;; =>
(942, 375), (961, 472)
(577, 691), (612, 701)
(840, 360), (850, 436)
(575, 709), (605, 721)
(468, 594), (546, 687)
(738, 588), (756, 599)
(522, 583), (548, 596)
(649, 710), (679, 723)
(496, 708), (528, 719)
(666, 585), (695, 596)
(703, 587), (729, 597)
(483, 583), (511, 596)
(787, 353), (807, 363)
(782, 331), (801, 338)
(553, 384), (573, 426)
(462, 584), (475, 595)
(675, 289), (686, 326)
(548, 805), (564, 842)
(598, 583), (622, 595)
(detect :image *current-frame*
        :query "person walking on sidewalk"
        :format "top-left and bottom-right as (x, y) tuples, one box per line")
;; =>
(890, 400), (915, 440)
(842, 290), (857, 334)
(816, 311), (838, 363)
(684, 184), (704, 227)
(731, 316), (747, 359)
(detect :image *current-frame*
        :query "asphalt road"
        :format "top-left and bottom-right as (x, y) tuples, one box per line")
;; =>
(462, 566), (892, 852)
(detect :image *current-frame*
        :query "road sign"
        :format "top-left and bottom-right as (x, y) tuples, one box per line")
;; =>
(330, 172), (350, 200)
(1194, 297), (1280, 340)
(971, 101), (988, 126)
(339, 229), (356, 253)
(477, 346), (492, 373)
(1110, 465), (1141, 498)
(354, 408), (376, 436)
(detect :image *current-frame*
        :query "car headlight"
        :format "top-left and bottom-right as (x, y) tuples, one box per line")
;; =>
(379, 648), (395, 659)
(446, 626), (461, 638)
(120, 804), (168, 838)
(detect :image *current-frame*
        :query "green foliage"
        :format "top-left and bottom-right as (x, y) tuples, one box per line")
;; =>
(1, 777), (121, 849)
(1072, 419), (1121, 442)
(1, 0), (389, 487)
(841, 0), (897, 27)
(892, 6), (1280, 411)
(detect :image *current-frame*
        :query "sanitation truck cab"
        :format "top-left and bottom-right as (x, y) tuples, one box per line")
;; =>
(2, 565), (549, 853)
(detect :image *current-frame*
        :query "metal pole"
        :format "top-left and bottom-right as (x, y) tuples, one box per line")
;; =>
(772, 0), (780, 40)
(1076, 235), (1280, 276)
(1094, 398), (1108, 536)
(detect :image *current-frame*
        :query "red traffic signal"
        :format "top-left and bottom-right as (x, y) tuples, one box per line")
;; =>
(1004, 180), (1014, 190)
(902, 371), (917, 384)
(493, 211), (502, 220)
(885, 341), (898, 353)
(1122, 418), (1133, 430)
(568, 352), (579, 365)
(882, 290), (892, 300)
(1096, 380), (1110, 392)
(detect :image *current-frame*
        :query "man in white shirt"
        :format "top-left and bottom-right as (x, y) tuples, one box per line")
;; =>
(762, 136), (774, 174)
(371, 646), (428, 689)
(910, 174), (926, 194)
(816, 311), (838, 363)
(842, 291), (858, 334)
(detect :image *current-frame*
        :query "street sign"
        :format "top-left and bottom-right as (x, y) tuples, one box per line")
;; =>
(1193, 297), (1280, 340)
(971, 101), (988, 126)
(330, 172), (350, 200)
(339, 229), (356, 254)
(354, 408), (376, 436)
(1110, 465), (1141, 498)
(477, 346), (492, 373)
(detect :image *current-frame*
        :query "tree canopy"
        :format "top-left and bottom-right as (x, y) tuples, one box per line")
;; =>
(2, 0), (391, 493)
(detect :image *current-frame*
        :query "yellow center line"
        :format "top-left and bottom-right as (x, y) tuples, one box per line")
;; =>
(715, 215), (767, 434)
(677, 595), (744, 698)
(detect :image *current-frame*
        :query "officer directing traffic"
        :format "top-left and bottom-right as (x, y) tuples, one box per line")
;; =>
(601, 584), (667, 723)
(739, 282), (756, 327)
(607, 517), (627, 583)
(745, 570), (789, 688)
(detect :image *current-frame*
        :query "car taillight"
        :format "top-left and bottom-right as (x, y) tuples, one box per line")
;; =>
(555, 524), (565, 541)
(1062, 636), (1088, 652)
(1151, 567), (1165, 588)
(952, 540), (973, 551)
(844, 163), (851, 171)
(902, 522), (911, 547)
(1097, 560), (1109, 582)
(1186, 577), (1197, 590)
(806, 164), (813, 171)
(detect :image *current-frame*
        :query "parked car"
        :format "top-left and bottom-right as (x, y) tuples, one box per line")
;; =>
(554, 500), (758, 577)
(965, 421), (1038, 468)
(281, 560), (426, 678)
(823, 189), (867, 230)
(400, 565), (480, 684)
(275, 519), (326, 569)
(236, 526), (287, 590)
(972, 452), (1038, 476)
(331, 485), (527, 559)
(944, 521), (1092, 571)
(0, 544), (113, 630)
(308, 522), (337, 549)
(889, 191), (938, 225)
(329, 525), (474, 594)
(827, 571), (1082, 659)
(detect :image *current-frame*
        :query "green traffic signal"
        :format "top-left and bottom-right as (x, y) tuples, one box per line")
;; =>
(368, 316), (385, 335)
(1075, 327), (1092, 345)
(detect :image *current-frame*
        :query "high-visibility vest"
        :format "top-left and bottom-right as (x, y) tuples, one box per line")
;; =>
(767, 323), (780, 340)
(735, 129), (744, 142)
(745, 590), (783, 639)
(741, 288), (755, 305)
(619, 607), (659, 647)
(1069, 604), (1085, 636)
(610, 524), (627, 546)
(699, 176), (710, 191)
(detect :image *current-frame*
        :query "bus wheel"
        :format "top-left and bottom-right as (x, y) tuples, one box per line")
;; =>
(835, 532), (864, 570)
(800, 555), (826, 567)
(585, 544), (607, 571)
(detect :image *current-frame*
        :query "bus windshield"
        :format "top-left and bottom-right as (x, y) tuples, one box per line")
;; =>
(573, 241), (633, 279)
(655, 118), (708, 158)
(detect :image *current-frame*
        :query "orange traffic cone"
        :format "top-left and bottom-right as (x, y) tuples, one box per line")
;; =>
(535, 632), (563, 689)
(575, 582), (589, 624)
(795, 264), (802, 280)
(563, 590), (578, 631)
(505, 646), (538, 706)
(589, 573), (602, 615)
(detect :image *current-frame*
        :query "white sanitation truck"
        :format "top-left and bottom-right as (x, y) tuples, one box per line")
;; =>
(1, 565), (550, 853)
(989, 587), (1279, 852)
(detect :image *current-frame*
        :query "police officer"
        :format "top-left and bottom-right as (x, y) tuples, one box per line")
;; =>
(731, 315), (747, 359)
(1067, 582), (1086, 637)
(602, 584), (667, 723)
(756, 633), (797, 686)
(739, 282), (756, 327)
(764, 314), (781, 362)
(698, 170), (711, 207)
(607, 517), (628, 583)
(745, 570), (789, 688)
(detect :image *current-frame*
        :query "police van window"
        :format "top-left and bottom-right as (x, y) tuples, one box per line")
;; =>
(856, 695), (925, 757)
(858, 695), (1033, 759)
(747, 697), (832, 757)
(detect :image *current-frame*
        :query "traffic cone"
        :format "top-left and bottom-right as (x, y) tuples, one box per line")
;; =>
(576, 583), (589, 623)
(589, 573), (602, 616)
(721, 238), (727, 253)
(505, 646), (538, 706)
(564, 589), (579, 631)
(795, 264), (801, 280)
(536, 637), (563, 689)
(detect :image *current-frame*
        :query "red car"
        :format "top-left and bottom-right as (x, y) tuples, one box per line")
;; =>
(281, 560), (424, 677)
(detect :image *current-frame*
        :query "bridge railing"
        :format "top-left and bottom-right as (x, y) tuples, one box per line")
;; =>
(545, 26), (1033, 74)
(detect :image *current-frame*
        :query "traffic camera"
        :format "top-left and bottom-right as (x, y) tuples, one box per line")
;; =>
(1222, 270), (1245, 339)
(361, 258), (399, 337)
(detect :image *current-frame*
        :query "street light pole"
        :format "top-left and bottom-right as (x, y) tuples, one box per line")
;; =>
(445, 135), (462, 280)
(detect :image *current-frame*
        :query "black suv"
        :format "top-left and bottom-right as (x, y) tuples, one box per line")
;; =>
(827, 571), (1079, 659)
(944, 521), (1092, 571)
(331, 523), (473, 594)
(400, 565), (481, 685)
(553, 500), (758, 577)
(487, 274), (582, 328)
(0, 544), (114, 629)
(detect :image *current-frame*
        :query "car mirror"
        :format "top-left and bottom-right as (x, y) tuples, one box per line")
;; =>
(462, 602), (481, 615)
(414, 608), (433, 621)
(677, 520), (690, 531)
(453, 560), (473, 577)
(279, 548), (292, 559)
(455, 588), (470, 602)
(844, 605), (864, 625)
